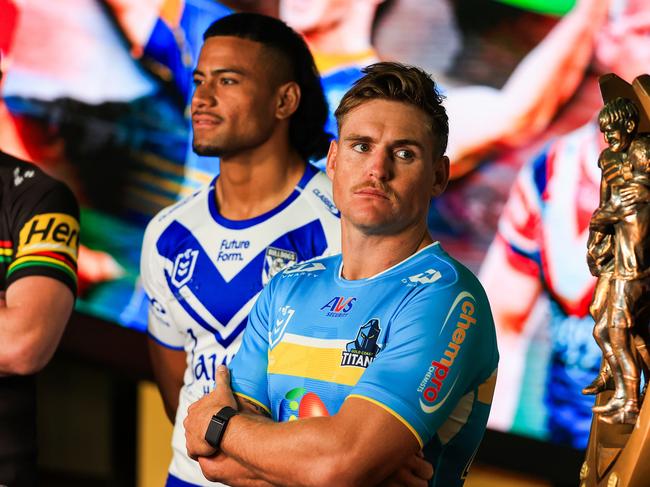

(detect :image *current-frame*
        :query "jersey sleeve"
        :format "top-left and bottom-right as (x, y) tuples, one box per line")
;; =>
(141, 218), (184, 350)
(230, 279), (273, 415)
(348, 280), (498, 447)
(7, 176), (80, 295)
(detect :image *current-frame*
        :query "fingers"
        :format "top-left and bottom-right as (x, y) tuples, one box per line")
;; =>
(215, 364), (230, 387)
(382, 467), (430, 487)
(409, 454), (434, 481)
(380, 453), (433, 487)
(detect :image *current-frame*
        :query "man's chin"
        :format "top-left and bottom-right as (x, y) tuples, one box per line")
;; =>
(192, 143), (223, 157)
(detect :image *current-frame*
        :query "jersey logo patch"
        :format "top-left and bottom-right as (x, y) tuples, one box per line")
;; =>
(17, 213), (79, 259)
(341, 318), (381, 368)
(407, 268), (442, 285)
(321, 296), (356, 317)
(283, 261), (326, 275)
(171, 248), (199, 288)
(263, 247), (298, 284)
(13, 166), (35, 187)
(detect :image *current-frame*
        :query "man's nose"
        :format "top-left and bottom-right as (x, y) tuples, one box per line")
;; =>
(192, 82), (217, 109)
(367, 149), (392, 181)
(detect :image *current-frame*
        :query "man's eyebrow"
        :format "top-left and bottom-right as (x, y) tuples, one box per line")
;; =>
(192, 68), (247, 77)
(391, 139), (425, 151)
(343, 134), (374, 143)
(343, 134), (425, 151)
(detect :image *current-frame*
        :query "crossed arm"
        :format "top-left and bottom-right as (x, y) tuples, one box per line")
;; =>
(0, 276), (74, 376)
(184, 366), (432, 487)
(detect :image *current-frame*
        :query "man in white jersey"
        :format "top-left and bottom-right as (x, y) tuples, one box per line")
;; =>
(184, 62), (498, 487)
(140, 13), (341, 486)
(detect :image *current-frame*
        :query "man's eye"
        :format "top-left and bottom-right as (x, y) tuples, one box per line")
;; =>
(352, 143), (370, 153)
(395, 149), (414, 160)
(192, 78), (203, 87)
(220, 78), (237, 85)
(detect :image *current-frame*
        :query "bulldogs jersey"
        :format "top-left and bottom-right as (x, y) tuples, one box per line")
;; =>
(497, 122), (604, 448)
(231, 243), (498, 487)
(141, 164), (340, 486)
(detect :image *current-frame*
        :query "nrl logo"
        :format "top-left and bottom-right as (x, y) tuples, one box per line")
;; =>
(171, 248), (199, 288)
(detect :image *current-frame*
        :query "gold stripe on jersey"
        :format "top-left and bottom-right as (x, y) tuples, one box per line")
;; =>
(268, 341), (365, 386)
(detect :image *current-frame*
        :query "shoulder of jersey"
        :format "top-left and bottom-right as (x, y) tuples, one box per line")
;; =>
(407, 250), (458, 288)
(1, 154), (76, 205)
(301, 169), (340, 219)
(279, 252), (338, 277)
(147, 184), (209, 233)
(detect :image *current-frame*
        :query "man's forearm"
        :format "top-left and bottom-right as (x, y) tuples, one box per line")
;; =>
(219, 413), (348, 487)
(0, 300), (71, 375)
(197, 451), (279, 487)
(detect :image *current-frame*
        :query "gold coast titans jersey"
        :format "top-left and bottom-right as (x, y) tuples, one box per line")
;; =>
(141, 164), (340, 486)
(231, 243), (498, 487)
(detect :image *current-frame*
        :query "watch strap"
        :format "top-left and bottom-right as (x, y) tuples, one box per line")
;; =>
(204, 406), (239, 449)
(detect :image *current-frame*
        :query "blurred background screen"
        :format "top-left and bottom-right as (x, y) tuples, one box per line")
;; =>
(2, 0), (648, 456)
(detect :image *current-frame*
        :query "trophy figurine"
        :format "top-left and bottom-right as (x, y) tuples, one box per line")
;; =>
(581, 74), (650, 487)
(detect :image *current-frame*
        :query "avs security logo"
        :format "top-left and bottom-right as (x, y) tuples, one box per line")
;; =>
(321, 296), (356, 317)
(171, 248), (198, 288)
(341, 318), (381, 368)
(418, 292), (477, 414)
(263, 246), (298, 284)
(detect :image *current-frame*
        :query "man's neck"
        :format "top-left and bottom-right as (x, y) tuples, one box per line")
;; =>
(216, 143), (305, 221)
(340, 222), (434, 280)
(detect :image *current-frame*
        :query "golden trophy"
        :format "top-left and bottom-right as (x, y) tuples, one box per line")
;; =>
(581, 74), (650, 487)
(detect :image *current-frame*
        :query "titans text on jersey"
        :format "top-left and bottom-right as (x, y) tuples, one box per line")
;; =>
(141, 164), (340, 486)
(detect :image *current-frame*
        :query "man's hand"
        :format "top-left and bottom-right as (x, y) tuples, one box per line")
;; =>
(379, 451), (433, 487)
(590, 206), (616, 230)
(184, 365), (238, 460)
(620, 182), (650, 215)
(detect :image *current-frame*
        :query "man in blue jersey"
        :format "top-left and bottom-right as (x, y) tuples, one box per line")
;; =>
(184, 62), (499, 486)
(141, 14), (342, 486)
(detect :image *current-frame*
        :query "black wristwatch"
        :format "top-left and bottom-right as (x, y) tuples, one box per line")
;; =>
(205, 406), (239, 449)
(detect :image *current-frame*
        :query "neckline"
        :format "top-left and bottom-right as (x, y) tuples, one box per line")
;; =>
(334, 242), (441, 287)
(208, 164), (317, 229)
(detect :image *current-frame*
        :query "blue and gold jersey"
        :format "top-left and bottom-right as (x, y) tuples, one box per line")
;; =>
(231, 243), (499, 486)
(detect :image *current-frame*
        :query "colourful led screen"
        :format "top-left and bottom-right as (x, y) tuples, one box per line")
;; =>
(2, 0), (648, 452)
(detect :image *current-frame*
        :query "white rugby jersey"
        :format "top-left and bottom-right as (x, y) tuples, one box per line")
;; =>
(141, 164), (341, 486)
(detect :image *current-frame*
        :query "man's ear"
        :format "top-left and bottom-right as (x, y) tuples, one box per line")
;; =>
(626, 119), (637, 135)
(276, 81), (301, 120)
(431, 156), (450, 198)
(325, 140), (338, 181)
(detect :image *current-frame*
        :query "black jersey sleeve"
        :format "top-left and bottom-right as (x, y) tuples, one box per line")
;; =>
(4, 164), (80, 295)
